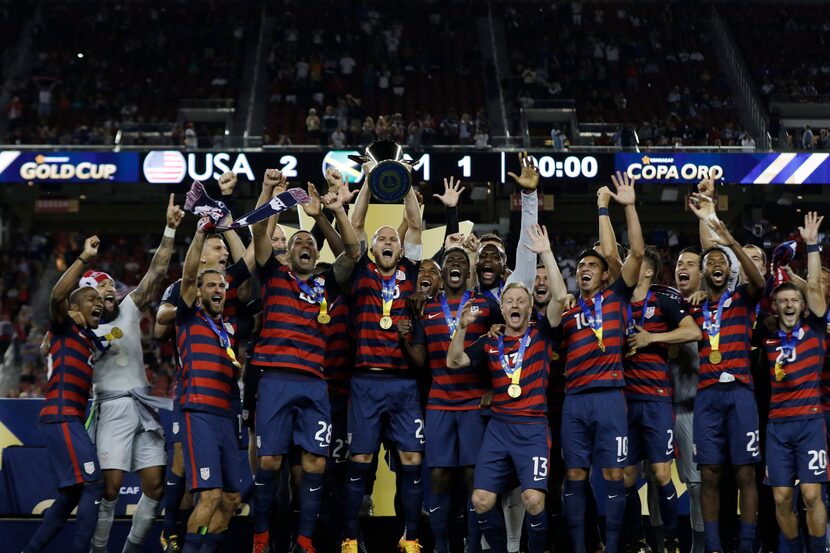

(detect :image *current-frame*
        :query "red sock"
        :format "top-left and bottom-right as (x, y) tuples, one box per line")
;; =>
(253, 530), (269, 544)
(297, 535), (315, 551)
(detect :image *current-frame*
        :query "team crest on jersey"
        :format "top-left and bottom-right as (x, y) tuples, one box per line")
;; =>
(224, 322), (235, 335)
(172, 422), (179, 434)
(84, 462), (95, 475)
(723, 297), (732, 308)
(645, 306), (655, 319)
(314, 276), (325, 286)
(200, 467), (210, 480)
(396, 270), (407, 281)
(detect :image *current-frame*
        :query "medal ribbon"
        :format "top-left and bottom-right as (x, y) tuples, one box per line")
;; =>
(702, 292), (729, 355)
(293, 273), (328, 320)
(380, 273), (397, 320)
(578, 291), (604, 348)
(440, 290), (472, 338)
(498, 327), (532, 387)
(626, 289), (653, 337)
(197, 307), (240, 369)
(82, 329), (111, 353)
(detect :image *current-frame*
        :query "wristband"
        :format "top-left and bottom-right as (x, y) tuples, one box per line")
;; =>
(78, 256), (89, 265)
(164, 226), (176, 238)
(598, 207), (609, 216)
(807, 243), (821, 253)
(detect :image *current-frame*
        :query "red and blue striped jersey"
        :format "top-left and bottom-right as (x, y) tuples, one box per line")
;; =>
(252, 256), (341, 378)
(40, 320), (95, 423)
(350, 253), (419, 371)
(176, 298), (239, 416)
(764, 313), (825, 421)
(556, 277), (634, 394)
(690, 284), (758, 391)
(466, 321), (552, 422)
(411, 292), (502, 410)
(623, 289), (688, 402)
(324, 297), (354, 398)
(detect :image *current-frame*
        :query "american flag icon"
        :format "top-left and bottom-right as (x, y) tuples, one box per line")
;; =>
(143, 151), (186, 183)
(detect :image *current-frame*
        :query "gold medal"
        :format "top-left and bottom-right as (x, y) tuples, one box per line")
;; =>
(108, 327), (123, 340)
(380, 316), (393, 329)
(668, 345), (679, 359)
(774, 363), (786, 382)
(710, 350), (722, 365)
(507, 384), (522, 398)
(317, 313), (331, 324)
(625, 347), (637, 358)
(598, 339), (605, 352)
(226, 346), (241, 369)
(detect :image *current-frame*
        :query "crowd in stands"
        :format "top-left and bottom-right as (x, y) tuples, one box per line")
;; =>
(504, 2), (746, 147)
(263, 0), (488, 145)
(4, 1), (254, 146)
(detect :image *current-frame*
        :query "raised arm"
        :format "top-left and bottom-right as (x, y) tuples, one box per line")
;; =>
(350, 164), (373, 250)
(610, 171), (644, 287)
(181, 223), (208, 308)
(324, 179), (362, 286)
(252, 169), (286, 267)
(596, 185), (623, 282)
(506, 152), (540, 289)
(431, 177), (464, 264)
(702, 216), (765, 297)
(131, 194), (184, 311)
(50, 236), (99, 325)
(446, 302), (477, 369)
(403, 184), (423, 256)
(690, 190), (740, 289)
(800, 211), (826, 317)
(525, 225), (567, 326)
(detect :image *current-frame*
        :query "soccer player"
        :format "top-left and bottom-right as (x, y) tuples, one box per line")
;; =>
(448, 224), (566, 553)
(177, 220), (243, 553)
(762, 212), (826, 553)
(87, 195), (184, 553)
(559, 172), (644, 553)
(339, 166), (424, 553)
(686, 201), (766, 553)
(250, 168), (360, 553)
(409, 246), (502, 553)
(23, 236), (104, 553)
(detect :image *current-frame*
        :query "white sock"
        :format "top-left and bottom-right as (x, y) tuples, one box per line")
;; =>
(502, 487), (525, 553)
(123, 494), (160, 551)
(91, 497), (117, 550)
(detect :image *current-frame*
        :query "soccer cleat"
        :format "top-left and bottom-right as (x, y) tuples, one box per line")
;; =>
(253, 530), (270, 553)
(398, 538), (423, 553)
(341, 539), (359, 553)
(664, 538), (679, 553)
(292, 541), (317, 553)
(625, 540), (652, 553)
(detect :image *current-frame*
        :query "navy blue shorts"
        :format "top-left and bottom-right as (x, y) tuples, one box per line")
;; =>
(41, 421), (100, 488)
(425, 408), (487, 468)
(256, 372), (331, 457)
(561, 389), (629, 469)
(473, 418), (550, 493)
(693, 385), (760, 466)
(347, 373), (425, 454)
(329, 393), (350, 465)
(765, 418), (828, 487)
(627, 400), (675, 464)
(182, 411), (240, 492)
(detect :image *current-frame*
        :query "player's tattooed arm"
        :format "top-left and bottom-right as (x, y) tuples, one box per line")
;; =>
(132, 194), (184, 311)
(181, 222), (209, 308)
(324, 174), (362, 285)
(524, 225), (567, 327)
(596, 185), (622, 282)
(254, 169), (287, 267)
(800, 211), (826, 317)
(50, 235), (99, 325)
(702, 216), (765, 297)
(350, 162), (373, 249)
(447, 301), (476, 369)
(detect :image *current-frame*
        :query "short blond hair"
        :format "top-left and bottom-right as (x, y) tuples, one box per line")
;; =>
(500, 282), (532, 305)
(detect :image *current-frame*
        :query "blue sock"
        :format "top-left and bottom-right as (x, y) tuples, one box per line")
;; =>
(785, 536), (802, 553)
(525, 510), (548, 553)
(164, 468), (186, 537)
(739, 522), (757, 553)
(704, 521), (722, 553)
(70, 480), (104, 553)
(476, 507), (508, 553)
(658, 481), (679, 533)
(624, 484), (643, 543)
(429, 491), (451, 553)
(604, 479), (626, 553)
(343, 461), (372, 538)
(200, 532), (223, 553)
(400, 464), (423, 540)
(809, 534), (824, 553)
(563, 479), (587, 553)
(254, 468), (278, 533)
(466, 496), (482, 553)
(23, 485), (82, 553)
(298, 470), (325, 540)
(182, 532), (204, 553)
